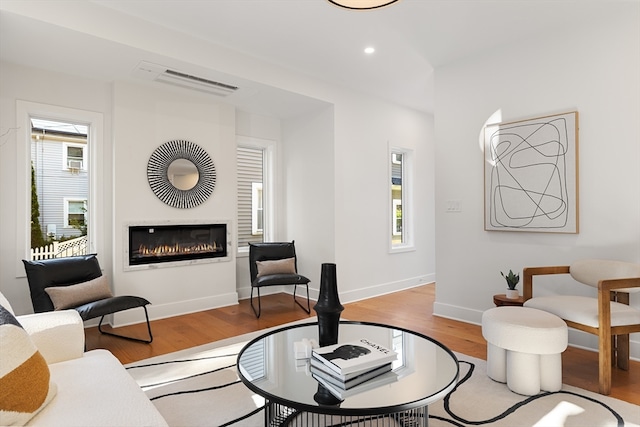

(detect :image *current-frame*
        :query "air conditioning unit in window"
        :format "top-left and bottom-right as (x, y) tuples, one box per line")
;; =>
(68, 160), (83, 169)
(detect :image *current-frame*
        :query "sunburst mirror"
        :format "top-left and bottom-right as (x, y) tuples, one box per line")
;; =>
(147, 139), (216, 209)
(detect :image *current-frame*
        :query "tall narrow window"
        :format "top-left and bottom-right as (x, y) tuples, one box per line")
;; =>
(390, 147), (414, 251)
(237, 137), (275, 252)
(251, 182), (264, 235)
(391, 152), (404, 245)
(17, 101), (102, 270)
(30, 118), (89, 259)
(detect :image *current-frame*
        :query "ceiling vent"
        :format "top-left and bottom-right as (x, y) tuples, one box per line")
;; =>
(133, 61), (238, 97)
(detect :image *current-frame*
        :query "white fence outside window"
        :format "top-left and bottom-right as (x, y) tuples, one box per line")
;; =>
(30, 235), (88, 260)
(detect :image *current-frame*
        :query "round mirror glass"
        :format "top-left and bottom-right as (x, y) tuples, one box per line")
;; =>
(168, 158), (199, 190)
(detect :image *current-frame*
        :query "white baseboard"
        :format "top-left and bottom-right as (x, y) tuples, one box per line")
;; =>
(109, 292), (239, 327)
(432, 301), (640, 361)
(338, 274), (436, 304)
(237, 274), (436, 306)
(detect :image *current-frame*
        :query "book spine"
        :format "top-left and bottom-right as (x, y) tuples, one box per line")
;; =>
(311, 352), (342, 375)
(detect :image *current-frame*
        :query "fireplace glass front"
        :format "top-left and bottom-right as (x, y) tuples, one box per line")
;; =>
(128, 223), (227, 266)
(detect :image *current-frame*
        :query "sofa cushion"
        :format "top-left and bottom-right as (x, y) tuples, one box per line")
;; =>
(0, 305), (57, 426)
(256, 257), (296, 277)
(44, 275), (113, 310)
(28, 350), (168, 427)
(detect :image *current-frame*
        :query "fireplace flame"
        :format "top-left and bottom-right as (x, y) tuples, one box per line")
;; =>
(136, 242), (221, 258)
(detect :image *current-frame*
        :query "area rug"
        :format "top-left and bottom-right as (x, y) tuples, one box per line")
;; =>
(125, 321), (639, 427)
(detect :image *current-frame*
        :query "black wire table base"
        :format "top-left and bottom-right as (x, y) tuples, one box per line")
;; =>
(265, 400), (428, 427)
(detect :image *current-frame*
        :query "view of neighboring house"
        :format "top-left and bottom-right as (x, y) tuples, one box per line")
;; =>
(30, 118), (88, 245)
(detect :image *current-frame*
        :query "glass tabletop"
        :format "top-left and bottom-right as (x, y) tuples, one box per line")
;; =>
(237, 321), (459, 416)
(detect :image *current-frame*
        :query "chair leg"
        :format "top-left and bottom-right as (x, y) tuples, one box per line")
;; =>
(598, 330), (612, 395)
(97, 305), (153, 344)
(616, 334), (630, 371)
(293, 284), (311, 314)
(250, 287), (261, 318)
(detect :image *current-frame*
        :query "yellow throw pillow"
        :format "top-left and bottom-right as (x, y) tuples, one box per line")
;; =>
(44, 275), (113, 310)
(256, 257), (297, 277)
(0, 305), (57, 426)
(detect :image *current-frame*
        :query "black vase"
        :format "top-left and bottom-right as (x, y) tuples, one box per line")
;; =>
(313, 263), (344, 347)
(313, 383), (343, 405)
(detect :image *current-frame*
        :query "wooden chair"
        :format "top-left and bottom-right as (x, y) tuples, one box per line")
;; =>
(248, 241), (310, 318)
(522, 259), (640, 395)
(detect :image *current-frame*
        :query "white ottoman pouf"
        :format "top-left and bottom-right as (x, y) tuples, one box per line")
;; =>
(481, 306), (568, 395)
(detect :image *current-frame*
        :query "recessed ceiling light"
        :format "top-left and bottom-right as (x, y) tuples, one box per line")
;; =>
(364, 47), (375, 54)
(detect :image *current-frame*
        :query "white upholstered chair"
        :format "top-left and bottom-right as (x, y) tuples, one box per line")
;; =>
(522, 259), (640, 395)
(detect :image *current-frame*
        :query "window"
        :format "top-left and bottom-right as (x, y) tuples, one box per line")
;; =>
(390, 147), (414, 251)
(65, 199), (87, 227)
(30, 118), (89, 256)
(237, 137), (275, 252)
(63, 143), (85, 170)
(17, 101), (102, 269)
(251, 182), (264, 235)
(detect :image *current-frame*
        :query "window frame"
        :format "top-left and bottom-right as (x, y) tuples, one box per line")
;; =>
(16, 101), (103, 276)
(236, 136), (276, 256)
(389, 145), (415, 253)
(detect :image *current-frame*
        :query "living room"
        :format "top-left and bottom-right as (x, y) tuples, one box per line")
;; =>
(1, 0), (638, 399)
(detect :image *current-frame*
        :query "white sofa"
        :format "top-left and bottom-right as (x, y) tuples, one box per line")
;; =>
(0, 292), (168, 427)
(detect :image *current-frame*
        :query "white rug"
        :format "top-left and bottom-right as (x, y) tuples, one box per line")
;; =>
(126, 322), (640, 427)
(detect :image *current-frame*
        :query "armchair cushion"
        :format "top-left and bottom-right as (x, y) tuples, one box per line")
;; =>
(524, 295), (640, 328)
(256, 257), (296, 277)
(0, 305), (57, 426)
(17, 311), (85, 364)
(254, 273), (310, 287)
(44, 275), (113, 311)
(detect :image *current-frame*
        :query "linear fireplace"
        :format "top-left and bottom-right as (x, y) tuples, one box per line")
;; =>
(126, 222), (229, 269)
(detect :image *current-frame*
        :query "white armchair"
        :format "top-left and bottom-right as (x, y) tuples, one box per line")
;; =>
(522, 259), (640, 395)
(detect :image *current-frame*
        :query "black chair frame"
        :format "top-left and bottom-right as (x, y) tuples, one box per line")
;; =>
(22, 254), (153, 343)
(249, 241), (311, 318)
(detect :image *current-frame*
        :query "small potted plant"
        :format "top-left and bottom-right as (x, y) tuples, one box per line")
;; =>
(501, 270), (520, 299)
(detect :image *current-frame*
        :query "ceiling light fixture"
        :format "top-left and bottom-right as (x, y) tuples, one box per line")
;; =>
(364, 47), (375, 54)
(328, 0), (400, 10)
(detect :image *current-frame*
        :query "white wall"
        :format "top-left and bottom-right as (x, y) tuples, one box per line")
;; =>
(282, 106), (336, 287)
(110, 81), (238, 324)
(433, 13), (640, 357)
(332, 99), (436, 304)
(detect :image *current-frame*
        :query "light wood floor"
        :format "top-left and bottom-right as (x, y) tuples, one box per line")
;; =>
(85, 283), (639, 405)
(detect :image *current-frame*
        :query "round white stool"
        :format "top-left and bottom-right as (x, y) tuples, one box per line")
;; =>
(481, 306), (568, 395)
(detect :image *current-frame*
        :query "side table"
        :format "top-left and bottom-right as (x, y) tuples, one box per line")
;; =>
(493, 294), (524, 307)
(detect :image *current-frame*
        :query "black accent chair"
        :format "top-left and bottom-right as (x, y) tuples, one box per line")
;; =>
(22, 254), (153, 343)
(249, 241), (311, 318)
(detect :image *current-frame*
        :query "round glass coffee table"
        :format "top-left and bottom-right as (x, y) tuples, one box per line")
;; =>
(237, 321), (459, 426)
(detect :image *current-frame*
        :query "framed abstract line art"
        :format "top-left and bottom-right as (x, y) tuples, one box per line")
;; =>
(484, 111), (579, 233)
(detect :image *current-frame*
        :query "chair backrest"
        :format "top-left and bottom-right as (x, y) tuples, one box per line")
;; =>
(249, 241), (298, 282)
(570, 259), (640, 293)
(22, 254), (103, 313)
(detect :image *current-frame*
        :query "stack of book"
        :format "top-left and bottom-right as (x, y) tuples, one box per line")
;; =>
(310, 338), (398, 399)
